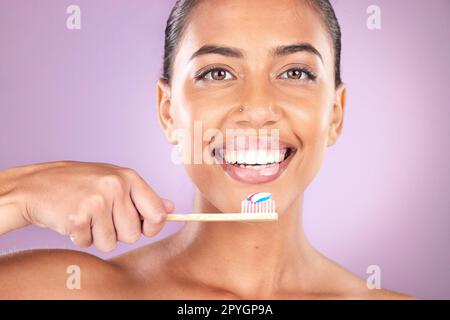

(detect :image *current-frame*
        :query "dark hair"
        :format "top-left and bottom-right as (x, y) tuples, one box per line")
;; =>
(161, 0), (342, 87)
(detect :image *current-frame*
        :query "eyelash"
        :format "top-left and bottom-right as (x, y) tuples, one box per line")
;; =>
(194, 66), (234, 82)
(194, 66), (317, 82)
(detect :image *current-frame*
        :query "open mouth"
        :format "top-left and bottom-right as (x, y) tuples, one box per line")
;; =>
(212, 141), (298, 184)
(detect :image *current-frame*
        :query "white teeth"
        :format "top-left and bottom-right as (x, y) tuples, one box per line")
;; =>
(275, 151), (281, 163)
(245, 150), (257, 164)
(267, 151), (274, 164)
(276, 150), (285, 163)
(230, 151), (237, 164)
(256, 150), (268, 164)
(237, 152), (245, 164)
(280, 149), (287, 162)
(222, 148), (289, 165)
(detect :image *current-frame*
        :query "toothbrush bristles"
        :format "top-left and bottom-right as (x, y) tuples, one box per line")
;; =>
(241, 199), (276, 214)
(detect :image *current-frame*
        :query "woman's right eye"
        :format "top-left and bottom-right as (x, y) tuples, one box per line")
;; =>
(195, 68), (235, 82)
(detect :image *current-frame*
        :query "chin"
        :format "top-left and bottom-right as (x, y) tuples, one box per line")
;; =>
(187, 152), (309, 216)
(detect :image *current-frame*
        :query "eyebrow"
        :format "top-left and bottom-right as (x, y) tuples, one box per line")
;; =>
(189, 43), (323, 62)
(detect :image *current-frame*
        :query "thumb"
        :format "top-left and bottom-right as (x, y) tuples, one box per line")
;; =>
(161, 198), (174, 213)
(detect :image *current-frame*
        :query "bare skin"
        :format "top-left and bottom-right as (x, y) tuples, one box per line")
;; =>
(0, 0), (413, 299)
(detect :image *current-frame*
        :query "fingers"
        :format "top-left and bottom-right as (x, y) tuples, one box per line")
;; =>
(141, 198), (174, 237)
(112, 194), (142, 244)
(81, 194), (117, 252)
(91, 209), (117, 252)
(67, 209), (93, 248)
(67, 168), (173, 252)
(126, 170), (170, 237)
(161, 198), (175, 213)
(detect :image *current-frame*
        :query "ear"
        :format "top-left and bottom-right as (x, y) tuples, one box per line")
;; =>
(156, 78), (177, 144)
(327, 83), (346, 147)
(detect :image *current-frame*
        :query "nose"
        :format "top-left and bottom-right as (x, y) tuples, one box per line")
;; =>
(235, 80), (282, 129)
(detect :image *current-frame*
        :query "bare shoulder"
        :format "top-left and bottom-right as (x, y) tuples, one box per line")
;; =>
(110, 243), (417, 300)
(334, 270), (414, 300)
(310, 254), (414, 300)
(334, 270), (415, 300)
(0, 249), (132, 299)
(364, 288), (416, 300)
(108, 240), (180, 297)
(337, 269), (415, 300)
(109, 239), (237, 299)
(334, 272), (414, 300)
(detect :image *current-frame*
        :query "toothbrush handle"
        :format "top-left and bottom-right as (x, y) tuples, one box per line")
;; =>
(166, 213), (278, 222)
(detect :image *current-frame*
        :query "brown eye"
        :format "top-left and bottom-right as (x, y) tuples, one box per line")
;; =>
(288, 69), (303, 79)
(279, 68), (316, 81)
(197, 68), (234, 81)
(211, 69), (227, 80)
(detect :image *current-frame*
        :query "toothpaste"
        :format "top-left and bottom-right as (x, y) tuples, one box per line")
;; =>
(246, 192), (271, 203)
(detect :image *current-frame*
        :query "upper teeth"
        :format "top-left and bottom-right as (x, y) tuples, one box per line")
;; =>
(220, 149), (287, 165)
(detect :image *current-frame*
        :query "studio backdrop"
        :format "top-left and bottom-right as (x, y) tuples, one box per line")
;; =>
(0, 0), (449, 299)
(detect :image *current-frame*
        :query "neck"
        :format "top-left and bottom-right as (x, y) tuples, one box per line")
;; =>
(168, 189), (317, 298)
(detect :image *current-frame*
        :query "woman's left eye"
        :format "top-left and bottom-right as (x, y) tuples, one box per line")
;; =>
(278, 68), (317, 81)
(195, 68), (234, 81)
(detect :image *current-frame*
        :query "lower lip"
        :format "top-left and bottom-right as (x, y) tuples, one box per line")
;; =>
(218, 152), (295, 184)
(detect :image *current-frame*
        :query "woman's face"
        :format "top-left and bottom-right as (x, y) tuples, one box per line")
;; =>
(157, 0), (345, 214)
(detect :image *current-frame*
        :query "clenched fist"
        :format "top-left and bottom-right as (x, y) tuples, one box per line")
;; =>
(0, 161), (174, 252)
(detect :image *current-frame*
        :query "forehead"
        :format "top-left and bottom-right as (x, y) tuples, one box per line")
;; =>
(176, 0), (333, 65)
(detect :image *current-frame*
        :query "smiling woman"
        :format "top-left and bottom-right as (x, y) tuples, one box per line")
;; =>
(0, 0), (414, 300)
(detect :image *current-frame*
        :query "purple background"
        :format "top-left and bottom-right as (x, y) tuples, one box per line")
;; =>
(0, 0), (449, 299)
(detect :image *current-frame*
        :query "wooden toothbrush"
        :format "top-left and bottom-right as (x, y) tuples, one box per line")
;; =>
(165, 192), (278, 222)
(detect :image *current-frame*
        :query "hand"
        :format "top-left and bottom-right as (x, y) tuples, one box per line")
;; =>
(2, 161), (173, 252)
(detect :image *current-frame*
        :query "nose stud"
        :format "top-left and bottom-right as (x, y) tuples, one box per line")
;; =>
(239, 106), (244, 112)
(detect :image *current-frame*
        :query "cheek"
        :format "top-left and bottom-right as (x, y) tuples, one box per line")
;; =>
(298, 113), (328, 187)
(299, 107), (330, 148)
(172, 83), (237, 166)
(170, 86), (247, 212)
(184, 163), (213, 192)
(179, 77), (238, 114)
(184, 160), (239, 213)
(170, 97), (225, 194)
(284, 92), (333, 189)
(173, 80), (236, 131)
(282, 85), (332, 149)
